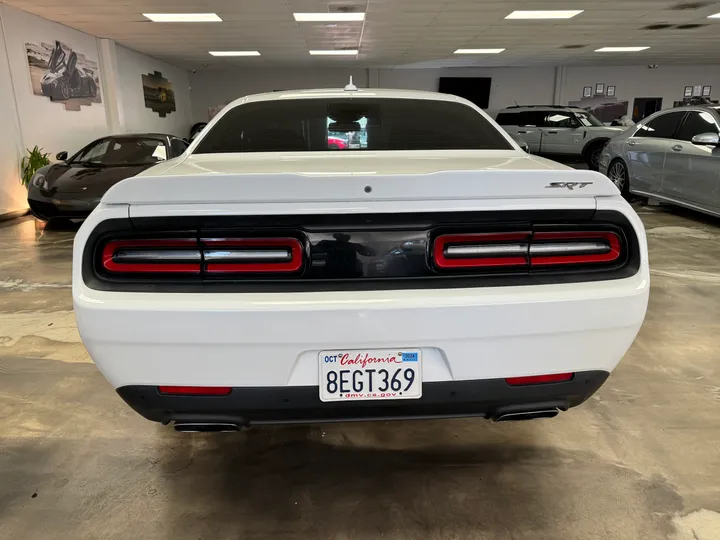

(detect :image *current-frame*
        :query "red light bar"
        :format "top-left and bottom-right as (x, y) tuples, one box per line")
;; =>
(434, 232), (530, 269)
(530, 231), (621, 266)
(102, 239), (201, 274)
(158, 386), (232, 396)
(202, 237), (303, 274)
(505, 373), (574, 386)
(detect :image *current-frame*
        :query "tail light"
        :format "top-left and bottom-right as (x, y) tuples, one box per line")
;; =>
(433, 230), (622, 271)
(99, 237), (303, 275)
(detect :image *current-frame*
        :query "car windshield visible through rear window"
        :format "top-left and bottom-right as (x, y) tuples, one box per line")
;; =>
(193, 98), (513, 153)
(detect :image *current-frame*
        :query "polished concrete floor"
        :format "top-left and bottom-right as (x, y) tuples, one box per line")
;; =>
(1, 207), (719, 540)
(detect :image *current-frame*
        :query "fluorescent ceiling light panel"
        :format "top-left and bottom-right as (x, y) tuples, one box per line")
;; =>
(595, 46), (650, 52)
(143, 13), (222, 22)
(708, 13), (720, 18)
(294, 13), (365, 22)
(505, 10), (583, 19)
(209, 51), (261, 56)
(309, 50), (358, 55)
(454, 48), (505, 54)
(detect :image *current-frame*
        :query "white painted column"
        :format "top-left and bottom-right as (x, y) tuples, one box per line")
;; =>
(553, 65), (567, 105)
(97, 38), (125, 134)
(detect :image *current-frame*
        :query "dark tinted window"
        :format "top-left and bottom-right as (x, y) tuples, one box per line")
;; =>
(194, 98), (512, 153)
(170, 138), (189, 155)
(496, 112), (519, 125)
(634, 112), (686, 139)
(521, 111), (548, 127)
(676, 111), (720, 141)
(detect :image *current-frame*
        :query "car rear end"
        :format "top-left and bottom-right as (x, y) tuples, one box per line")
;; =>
(72, 91), (649, 429)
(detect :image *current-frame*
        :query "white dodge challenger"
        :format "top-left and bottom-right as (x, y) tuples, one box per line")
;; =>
(73, 87), (649, 431)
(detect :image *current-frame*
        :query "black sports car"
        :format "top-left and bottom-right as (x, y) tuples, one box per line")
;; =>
(28, 134), (189, 221)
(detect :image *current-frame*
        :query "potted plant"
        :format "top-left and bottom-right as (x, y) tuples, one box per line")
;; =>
(20, 145), (51, 188)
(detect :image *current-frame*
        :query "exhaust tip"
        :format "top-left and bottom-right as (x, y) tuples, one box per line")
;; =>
(173, 422), (240, 433)
(493, 409), (559, 422)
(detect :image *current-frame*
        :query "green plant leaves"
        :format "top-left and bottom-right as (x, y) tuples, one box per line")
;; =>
(20, 145), (50, 187)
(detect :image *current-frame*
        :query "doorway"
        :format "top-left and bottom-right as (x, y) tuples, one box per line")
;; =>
(632, 97), (663, 122)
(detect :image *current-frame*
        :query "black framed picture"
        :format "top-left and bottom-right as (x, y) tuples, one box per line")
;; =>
(606, 86), (616, 97)
(595, 83), (605, 95)
(702, 85), (712, 97)
(684, 86), (693, 97)
(583, 86), (592, 98)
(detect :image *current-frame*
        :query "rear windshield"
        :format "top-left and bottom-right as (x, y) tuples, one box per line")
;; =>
(194, 98), (512, 153)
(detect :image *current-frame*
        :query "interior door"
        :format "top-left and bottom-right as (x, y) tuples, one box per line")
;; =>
(539, 112), (584, 154)
(625, 111), (686, 194)
(662, 110), (720, 211)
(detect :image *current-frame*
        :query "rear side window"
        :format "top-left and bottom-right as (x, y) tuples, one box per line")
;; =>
(675, 111), (720, 141)
(634, 112), (686, 139)
(521, 111), (548, 127)
(194, 98), (512, 153)
(496, 112), (519, 125)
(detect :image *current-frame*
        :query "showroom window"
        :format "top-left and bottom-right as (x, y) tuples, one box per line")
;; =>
(194, 98), (513, 153)
(676, 111), (720, 142)
(633, 111), (686, 139)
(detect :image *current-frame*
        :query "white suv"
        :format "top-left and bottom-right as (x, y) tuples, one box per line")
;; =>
(496, 106), (625, 169)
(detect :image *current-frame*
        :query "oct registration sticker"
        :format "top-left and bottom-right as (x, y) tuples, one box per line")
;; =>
(319, 349), (422, 402)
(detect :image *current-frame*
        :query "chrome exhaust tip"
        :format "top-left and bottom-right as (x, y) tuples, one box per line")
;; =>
(173, 422), (240, 433)
(493, 408), (559, 422)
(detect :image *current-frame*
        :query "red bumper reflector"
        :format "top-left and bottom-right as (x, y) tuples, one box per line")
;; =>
(158, 386), (232, 396)
(505, 373), (574, 386)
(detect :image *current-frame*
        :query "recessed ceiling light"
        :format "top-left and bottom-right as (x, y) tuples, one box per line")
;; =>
(454, 48), (505, 54)
(595, 46), (650, 52)
(209, 51), (261, 56)
(143, 13), (222, 22)
(309, 49), (358, 55)
(505, 10), (583, 19)
(709, 12), (720, 18)
(294, 13), (365, 22)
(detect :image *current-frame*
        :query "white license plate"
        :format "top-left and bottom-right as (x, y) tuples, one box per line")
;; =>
(319, 349), (422, 402)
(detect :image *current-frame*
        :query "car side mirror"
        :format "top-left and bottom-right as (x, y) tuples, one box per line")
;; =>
(516, 138), (529, 152)
(691, 132), (720, 146)
(56, 151), (68, 161)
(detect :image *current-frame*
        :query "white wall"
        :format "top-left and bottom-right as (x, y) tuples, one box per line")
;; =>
(190, 68), (368, 123)
(0, 14), (25, 215)
(0, 4), (108, 158)
(115, 44), (193, 138)
(562, 65), (720, 112)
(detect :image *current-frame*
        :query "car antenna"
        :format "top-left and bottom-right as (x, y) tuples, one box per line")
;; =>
(514, 100), (519, 106)
(344, 76), (358, 92)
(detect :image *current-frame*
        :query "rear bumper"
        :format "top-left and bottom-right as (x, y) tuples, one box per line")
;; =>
(118, 370), (609, 425)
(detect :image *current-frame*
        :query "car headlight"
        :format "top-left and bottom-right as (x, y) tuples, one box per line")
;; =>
(31, 173), (49, 190)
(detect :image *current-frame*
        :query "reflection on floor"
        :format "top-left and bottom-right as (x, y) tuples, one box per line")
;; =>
(1, 209), (719, 539)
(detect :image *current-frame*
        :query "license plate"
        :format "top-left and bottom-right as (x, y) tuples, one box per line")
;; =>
(319, 349), (422, 402)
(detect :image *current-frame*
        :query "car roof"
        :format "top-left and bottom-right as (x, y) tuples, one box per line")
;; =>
(108, 133), (174, 139)
(224, 87), (477, 109)
(498, 105), (582, 113)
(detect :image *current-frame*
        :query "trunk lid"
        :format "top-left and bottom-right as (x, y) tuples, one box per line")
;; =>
(102, 151), (618, 209)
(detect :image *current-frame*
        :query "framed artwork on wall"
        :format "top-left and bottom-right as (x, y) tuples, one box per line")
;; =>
(595, 83), (605, 95)
(684, 86), (693, 97)
(142, 71), (176, 117)
(24, 40), (102, 111)
(583, 86), (592, 98)
(606, 86), (616, 97)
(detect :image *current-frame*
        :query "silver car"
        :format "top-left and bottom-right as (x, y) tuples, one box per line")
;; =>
(600, 106), (720, 217)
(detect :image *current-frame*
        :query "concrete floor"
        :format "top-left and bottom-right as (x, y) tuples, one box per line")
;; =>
(1, 207), (719, 540)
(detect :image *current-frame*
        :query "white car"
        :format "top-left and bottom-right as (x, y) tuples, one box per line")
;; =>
(496, 106), (625, 169)
(73, 87), (649, 431)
